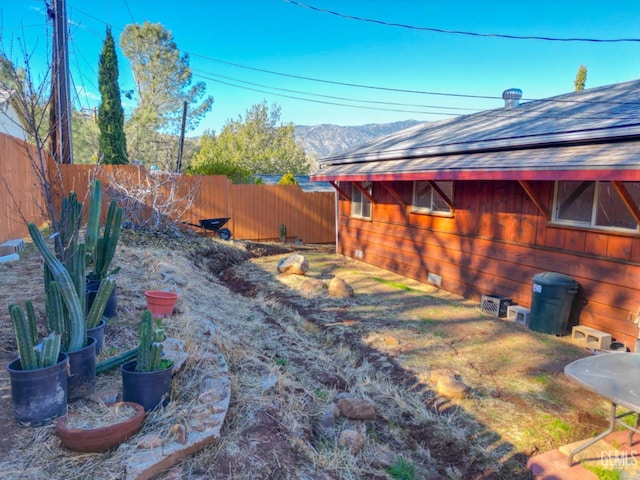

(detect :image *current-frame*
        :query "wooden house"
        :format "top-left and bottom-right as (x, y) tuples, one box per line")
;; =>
(0, 89), (26, 141)
(312, 80), (640, 350)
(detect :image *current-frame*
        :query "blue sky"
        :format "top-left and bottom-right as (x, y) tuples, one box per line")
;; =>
(1, 1), (639, 136)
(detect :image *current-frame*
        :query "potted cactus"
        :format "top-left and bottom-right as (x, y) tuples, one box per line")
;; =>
(121, 311), (174, 411)
(6, 301), (69, 425)
(85, 180), (122, 318)
(29, 222), (114, 401)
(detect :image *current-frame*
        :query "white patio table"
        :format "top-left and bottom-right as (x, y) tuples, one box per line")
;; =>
(564, 352), (640, 466)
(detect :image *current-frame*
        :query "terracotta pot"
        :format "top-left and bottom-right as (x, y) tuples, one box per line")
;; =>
(144, 290), (178, 318)
(56, 401), (145, 452)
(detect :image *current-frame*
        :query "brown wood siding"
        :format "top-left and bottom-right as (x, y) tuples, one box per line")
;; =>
(0, 144), (335, 244)
(339, 179), (640, 350)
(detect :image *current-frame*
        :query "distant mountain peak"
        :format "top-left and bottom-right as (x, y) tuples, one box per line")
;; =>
(295, 120), (421, 159)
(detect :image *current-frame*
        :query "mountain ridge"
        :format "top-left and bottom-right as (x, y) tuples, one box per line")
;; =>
(295, 120), (421, 160)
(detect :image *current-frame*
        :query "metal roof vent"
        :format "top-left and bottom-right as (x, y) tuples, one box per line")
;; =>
(502, 88), (522, 109)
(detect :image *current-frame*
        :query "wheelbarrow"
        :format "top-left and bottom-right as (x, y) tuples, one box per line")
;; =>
(198, 217), (232, 240)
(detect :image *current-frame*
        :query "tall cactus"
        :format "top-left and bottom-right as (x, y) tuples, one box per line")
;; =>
(89, 199), (122, 282)
(58, 191), (83, 265)
(9, 304), (61, 370)
(136, 310), (168, 372)
(85, 179), (102, 256)
(24, 300), (38, 346)
(86, 276), (116, 329)
(45, 279), (70, 350)
(29, 223), (85, 352)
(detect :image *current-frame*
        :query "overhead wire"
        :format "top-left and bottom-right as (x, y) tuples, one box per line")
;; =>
(121, 0), (137, 24)
(193, 71), (640, 122)
(190, 68), (479, 112)
(67, 6), (639, 109)
(188, 52), (639, 106)
(192, 71), (447, 116)
(284, 0), (640, 43)
(63, 6), (640, 124)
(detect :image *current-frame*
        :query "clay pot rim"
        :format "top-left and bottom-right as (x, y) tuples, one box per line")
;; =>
(55, 401), (145, 452)
(144, 290), (178, 300)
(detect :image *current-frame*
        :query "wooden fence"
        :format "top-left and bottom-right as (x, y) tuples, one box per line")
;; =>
(0, 134), (336, 244)
(0, 134), (49, 243)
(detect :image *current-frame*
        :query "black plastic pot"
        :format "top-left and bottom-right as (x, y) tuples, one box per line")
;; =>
(7, 352), (69, 426)
(67, 336), (96, 402)
(121, 360), (173, 411)
(86, 278), (117, 318)
(87, 318), (106, 356)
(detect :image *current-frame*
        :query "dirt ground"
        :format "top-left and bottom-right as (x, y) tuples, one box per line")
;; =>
(0, 232), (611, 479)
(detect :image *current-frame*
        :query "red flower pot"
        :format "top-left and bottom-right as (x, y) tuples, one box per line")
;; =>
(144, 290), (178, 318)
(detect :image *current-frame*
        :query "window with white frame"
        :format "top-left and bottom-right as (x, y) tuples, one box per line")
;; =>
(553, 181), (640, 231)
(412, 181), (453, 215)
(351, 182), (372, 219)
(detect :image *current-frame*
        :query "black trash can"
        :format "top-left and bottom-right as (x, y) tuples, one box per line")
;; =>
(529, 272), (579, 335)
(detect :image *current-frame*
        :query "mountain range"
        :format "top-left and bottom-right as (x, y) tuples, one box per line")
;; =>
(295, 120), (421, 160)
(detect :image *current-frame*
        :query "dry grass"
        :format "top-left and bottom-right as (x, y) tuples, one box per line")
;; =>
(0, 230), (609, 479)
(64, 402), (139, 430)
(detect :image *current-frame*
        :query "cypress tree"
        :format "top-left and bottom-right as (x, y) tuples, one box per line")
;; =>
(574, 65), (587, 92)
(98, 27), (128, 164)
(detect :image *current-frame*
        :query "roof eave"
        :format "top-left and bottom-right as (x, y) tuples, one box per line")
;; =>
(312, 167), (640, 183)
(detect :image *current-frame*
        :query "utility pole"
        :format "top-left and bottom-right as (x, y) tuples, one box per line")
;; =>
(50, 0), (73, 164)
(176, 101), (187, 173)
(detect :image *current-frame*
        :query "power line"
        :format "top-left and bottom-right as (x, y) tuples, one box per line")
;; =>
(65, 8), (639, 109)
(121, 0), (137, 25)
(67, 23), (92, 109)
(188, 52), (638, 107)
(63, 9), (640, 120)
(193, 70), (639, 122)
(190, 68), (479, 112)
(189, 52), (504, 101)
(284, 0), (640, 43)
(193, 72), (448, 116)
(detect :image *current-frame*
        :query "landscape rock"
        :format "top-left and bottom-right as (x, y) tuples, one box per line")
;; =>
(328, 277), (354, 298)
(430, 369), (469, 399)
(336, 398), (377, 420)
(333, 391), (356, 402)
(261, 373), (279, 392)
(277, 254), (309, 275)
(300, 278), (327, 293)
(371, 444), (396, 468)
(136, 434), (162, 449)
(339, 429), (364, 454)
(163, 337), (188, 372)
(318, 404), (340, 435)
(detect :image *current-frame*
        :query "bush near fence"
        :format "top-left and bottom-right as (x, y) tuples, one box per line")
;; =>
(0, 134), (336, 244)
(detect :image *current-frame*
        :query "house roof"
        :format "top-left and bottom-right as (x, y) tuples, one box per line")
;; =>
(312, 79), (640, 182)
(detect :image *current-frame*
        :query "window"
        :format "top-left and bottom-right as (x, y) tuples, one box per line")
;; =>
(351, 182), (372, 219)
(412, 181), (453, 215)
(553, 181), (640, 231)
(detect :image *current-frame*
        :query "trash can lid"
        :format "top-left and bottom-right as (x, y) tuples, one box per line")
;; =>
(532, 272), (578, 287)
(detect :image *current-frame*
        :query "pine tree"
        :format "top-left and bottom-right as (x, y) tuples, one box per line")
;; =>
(98, 27), (128, 164)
